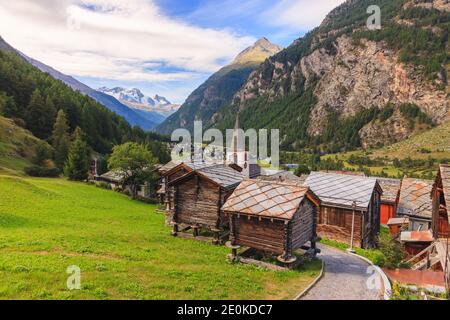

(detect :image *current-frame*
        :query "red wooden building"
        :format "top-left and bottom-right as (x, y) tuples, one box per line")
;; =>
(431, 164), (450, 291)
(432, 164), (450, 239)
(377, 178), (401, 225)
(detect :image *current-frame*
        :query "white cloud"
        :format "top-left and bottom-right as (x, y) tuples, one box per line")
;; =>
(0, 0), (255, 82)
(263, 0), (346, 31)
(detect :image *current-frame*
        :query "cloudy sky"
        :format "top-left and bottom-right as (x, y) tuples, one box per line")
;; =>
(0, 0), (345, 103)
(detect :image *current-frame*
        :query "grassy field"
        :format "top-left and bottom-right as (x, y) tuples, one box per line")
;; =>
(373, 121), (450, 160)
(0, 175), (320, 300)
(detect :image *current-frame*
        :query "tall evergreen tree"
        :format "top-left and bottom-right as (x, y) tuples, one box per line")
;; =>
(64, 127), (90, 181)
(52, 109), (70, 169)
(0, 92), (18, 117)
(26, 89), (56, 140)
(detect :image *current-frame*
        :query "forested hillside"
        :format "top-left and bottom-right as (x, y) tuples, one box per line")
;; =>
(212, 0), (449, 153)
(0, 49), (170, 164)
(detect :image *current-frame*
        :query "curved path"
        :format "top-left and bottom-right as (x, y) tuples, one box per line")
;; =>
(301, 244), (382, 300)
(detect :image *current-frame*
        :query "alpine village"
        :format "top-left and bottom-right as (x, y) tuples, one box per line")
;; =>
(0, 0), (449, 301)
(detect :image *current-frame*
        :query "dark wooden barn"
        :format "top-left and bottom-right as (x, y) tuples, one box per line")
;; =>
(221, 179), (320, 266)
(168, 164), (244, 243)
(305, 172), (382, 249)
(158, 161), (217, 210)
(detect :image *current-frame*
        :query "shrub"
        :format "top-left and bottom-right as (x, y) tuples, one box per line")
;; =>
(95, 181), (111, 190)
(12, 117), (26, 128)
(136, 196), (159, 205)
(378, 233), (407, 269)
(355, 248), (385, 267)
(294, 164), (311, 176)
(24, 165), (60, 177)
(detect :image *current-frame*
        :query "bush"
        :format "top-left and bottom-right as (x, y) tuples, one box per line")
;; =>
(95, 181), (111, 190)
(24, 165), (60, 177)
(378, 233), (407, 269)
(136, 196), (159, 205)
(294, 164), (311, 176)
(355, 248), (385, 267)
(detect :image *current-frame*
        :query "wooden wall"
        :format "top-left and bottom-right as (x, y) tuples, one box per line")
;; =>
(317, 206), (362, 247)
(432, 176), (450, 238)
(163, 166), (192, 210)
(366, 189), (381, 248)
(173, 175), (229, 230)
(380, 203), (396, 225)
(291, 200), (316, 250)
(234, 217), (285, 255)
(231, 198), (317, 256)
(316, 190), (381, 249)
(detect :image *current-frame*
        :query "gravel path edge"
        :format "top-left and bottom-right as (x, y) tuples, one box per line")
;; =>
(293, 260), (325, 300)
(348, 251), (392, 300)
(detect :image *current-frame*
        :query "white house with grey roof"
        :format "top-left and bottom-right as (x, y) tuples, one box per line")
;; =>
(304, 172), (382, 248)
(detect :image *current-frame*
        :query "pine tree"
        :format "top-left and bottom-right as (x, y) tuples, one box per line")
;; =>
(25, 89), (56, 140)
(0, 92), (18, 117)
(64, 127), (90, 181)
(52, 109), (70, 169)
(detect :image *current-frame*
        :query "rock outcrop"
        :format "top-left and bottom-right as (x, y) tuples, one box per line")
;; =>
(212, 0), (449, 150)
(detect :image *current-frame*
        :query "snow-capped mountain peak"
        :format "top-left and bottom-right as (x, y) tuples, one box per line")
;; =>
(97, 87), (180, 117)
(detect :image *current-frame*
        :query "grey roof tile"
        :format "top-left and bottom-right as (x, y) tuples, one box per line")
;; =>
(304, 171), (378, 211)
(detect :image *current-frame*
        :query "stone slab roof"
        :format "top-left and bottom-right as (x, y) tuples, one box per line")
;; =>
(304, 171), (379, 211)
(222, 179), (311, 220)
(397, 178), (433, 220)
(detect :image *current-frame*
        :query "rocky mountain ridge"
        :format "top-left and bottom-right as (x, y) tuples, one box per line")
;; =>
(212, 0), (449, 152)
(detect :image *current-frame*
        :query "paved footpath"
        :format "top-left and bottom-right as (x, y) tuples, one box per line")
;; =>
(301, 244), (381, 300)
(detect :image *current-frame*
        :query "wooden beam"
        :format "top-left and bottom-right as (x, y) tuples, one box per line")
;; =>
(216, 187), (222, 229)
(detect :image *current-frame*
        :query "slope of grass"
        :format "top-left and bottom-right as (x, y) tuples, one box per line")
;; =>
(0, 176), (320, 300)
(372, 121), (450, 160)
(0, 116), (43, 174)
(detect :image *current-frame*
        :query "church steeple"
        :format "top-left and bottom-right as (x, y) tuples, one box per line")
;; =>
(230, 112), (245, 165)
(234, 112), (240, 131)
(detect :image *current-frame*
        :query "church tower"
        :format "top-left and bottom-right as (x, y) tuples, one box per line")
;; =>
(227, 113), (247, 167)
(227, 113), (261, 178)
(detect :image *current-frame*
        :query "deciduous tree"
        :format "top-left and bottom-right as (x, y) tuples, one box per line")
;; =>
(108, 142), (157, 199)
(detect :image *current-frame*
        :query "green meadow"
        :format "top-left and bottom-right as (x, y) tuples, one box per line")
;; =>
(0, 175), (320, 300)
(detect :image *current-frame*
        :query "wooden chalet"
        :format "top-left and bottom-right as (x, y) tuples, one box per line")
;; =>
(98, 170), (153, 199)
(397, 178), (434, 231)
(168, 164), (244, 243)
(432, 164), (450, 239)
(404, 166), (450, 287)
(158, 161), (216, 210)
(305, 172), (382, 249)
(158, 160), (243, 210)
(377, 178), (401, 225)
(431, 164), (450, 291)
(221, 179), (320, 267)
